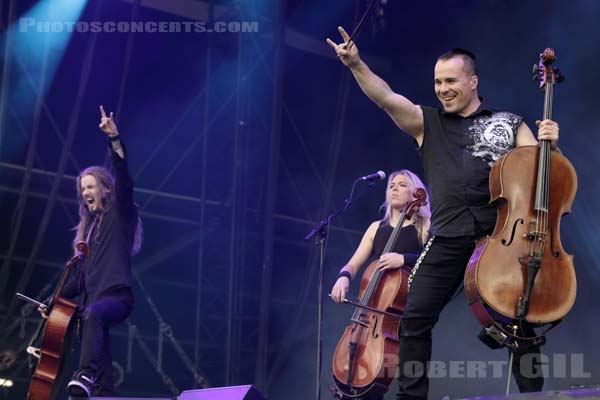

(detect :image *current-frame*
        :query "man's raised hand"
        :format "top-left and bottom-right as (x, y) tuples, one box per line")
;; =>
(99, 105), (119, 137)
(326, 26), (361, 68)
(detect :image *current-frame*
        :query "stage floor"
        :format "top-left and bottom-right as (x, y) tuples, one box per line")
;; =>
(460, 387), (600, 399)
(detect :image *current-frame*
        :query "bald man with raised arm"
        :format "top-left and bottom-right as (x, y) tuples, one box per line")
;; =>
(327, 26), (558, 399)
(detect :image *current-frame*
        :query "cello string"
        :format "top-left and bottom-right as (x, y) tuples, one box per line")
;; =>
(530, 78), (554, 315)
(544, 139), (550, 254)
(540, 59), (551, 257)
(540, 82), (553, 258)
(535, 82), (552, 259)
(536, 143), (544, 258)
(524, 76), (552, 317)
(360, 205), (410, 308)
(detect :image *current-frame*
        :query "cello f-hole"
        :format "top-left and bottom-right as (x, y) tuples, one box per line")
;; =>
(502, 218), (524, 246)
(549, 227), (560, 258)
(370, 314), (380, 339)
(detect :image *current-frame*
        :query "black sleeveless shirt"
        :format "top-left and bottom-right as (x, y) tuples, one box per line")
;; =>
(419, 102), (522, 237)
(372, 222), (422, 268)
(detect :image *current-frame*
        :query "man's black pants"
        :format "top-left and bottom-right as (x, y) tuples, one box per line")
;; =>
(78, 288), (133, 396)
(396, 235), (544, 399)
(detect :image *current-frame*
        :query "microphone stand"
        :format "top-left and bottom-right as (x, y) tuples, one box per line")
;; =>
(305, 177), (380, 400)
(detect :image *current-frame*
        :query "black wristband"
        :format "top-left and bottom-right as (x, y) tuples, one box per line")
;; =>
(108, 134), (120, 141)
(338, 270), (352, 281)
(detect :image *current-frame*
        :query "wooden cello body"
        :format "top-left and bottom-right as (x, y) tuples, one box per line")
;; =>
(332, 264), (410, 398)
(332, 190), (426, 399)
(28, 297), (79, 400)
(19, 242), (88, 400)
(465, 49), (577, 339)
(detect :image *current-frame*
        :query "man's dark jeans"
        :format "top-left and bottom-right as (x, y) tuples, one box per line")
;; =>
(78, 289), (133, 396)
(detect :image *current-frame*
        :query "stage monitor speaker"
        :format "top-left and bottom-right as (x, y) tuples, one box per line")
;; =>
(179, 384), (266, 400)
(70, 398), (169, 399)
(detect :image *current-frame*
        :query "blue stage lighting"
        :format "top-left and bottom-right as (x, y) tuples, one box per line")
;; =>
(5, 0), (88, 100)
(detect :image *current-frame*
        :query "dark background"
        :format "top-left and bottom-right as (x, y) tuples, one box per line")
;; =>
(0, 1), (598, 399)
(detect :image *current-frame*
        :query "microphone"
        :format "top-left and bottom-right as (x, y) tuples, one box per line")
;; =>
(360, 171), (386, 182)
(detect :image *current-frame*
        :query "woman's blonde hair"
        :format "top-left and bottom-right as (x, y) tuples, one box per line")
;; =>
(74, 166), (142, 256)
(381, 169), (431, 245)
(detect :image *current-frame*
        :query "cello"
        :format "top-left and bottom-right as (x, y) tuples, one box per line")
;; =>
(332, 189), (427, 399)
(16, 241), (89, 400)
(464, 48), (577, 345)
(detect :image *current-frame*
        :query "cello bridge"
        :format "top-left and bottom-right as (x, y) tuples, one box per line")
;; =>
(524, 230), (547, 242)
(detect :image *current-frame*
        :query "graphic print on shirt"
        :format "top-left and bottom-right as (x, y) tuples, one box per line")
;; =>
(467, 112), (521, 166)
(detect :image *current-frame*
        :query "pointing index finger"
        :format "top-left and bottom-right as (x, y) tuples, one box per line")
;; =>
(100, 105), (107, 118)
